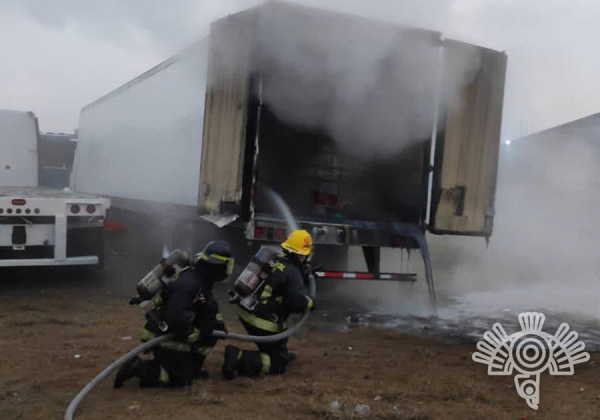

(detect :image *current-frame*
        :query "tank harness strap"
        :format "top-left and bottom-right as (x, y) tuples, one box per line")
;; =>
(152, 293), (163, 306)
(259, 284), (274, 302)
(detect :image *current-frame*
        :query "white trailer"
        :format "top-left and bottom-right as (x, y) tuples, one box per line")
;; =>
(0, 110), (109, 267)
(72, 2), (507, 298)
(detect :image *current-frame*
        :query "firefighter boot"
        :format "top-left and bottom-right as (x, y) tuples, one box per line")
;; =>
(193, 354), (209, 380)
(114, 356), (143, 388)
(222, 345), (240, 381)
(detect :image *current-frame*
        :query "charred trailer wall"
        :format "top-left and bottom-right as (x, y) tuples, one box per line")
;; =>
(429, 41), (507, 238)
(252, 107), (429, 224)
(198, 1), (507, 241)
(200, 1), (441, 225)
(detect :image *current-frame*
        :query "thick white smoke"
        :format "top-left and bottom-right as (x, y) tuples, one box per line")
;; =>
(430, 126), (600, 322)
(211, 1), (482, 158)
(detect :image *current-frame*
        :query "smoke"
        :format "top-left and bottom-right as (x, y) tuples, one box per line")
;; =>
(318, 121), (600, 328)
(428, 125), (600, 322)
(211, 1), (482, 158)
(2, 0), (262, 54)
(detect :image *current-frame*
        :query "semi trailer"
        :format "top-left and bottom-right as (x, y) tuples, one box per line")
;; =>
(0, 110), (109, 267)
(71, 1), (507, 299)
(38, 132), (77, 190)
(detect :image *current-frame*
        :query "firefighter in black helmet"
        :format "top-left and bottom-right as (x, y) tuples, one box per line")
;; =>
(114, 240), (234, 388)
(222, 230), (315, 380)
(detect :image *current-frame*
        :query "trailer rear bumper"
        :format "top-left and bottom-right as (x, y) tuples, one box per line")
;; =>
(315, 271), (416, 282)
(247, 216), (423, 249)
(0, 256), (99, 267)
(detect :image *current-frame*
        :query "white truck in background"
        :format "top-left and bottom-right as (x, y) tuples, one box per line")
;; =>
(0, 110), (109, 268)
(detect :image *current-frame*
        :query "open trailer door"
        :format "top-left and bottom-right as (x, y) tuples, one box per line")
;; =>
(197, 11), (256, 225)
(428, 40), (507, 239)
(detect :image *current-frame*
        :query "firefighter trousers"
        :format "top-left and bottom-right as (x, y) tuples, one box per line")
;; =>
(137, 345), (210, 387)
(233, 318), (293, 377)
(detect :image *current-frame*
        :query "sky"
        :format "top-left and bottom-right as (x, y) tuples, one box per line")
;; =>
(1, 0), (600, 140)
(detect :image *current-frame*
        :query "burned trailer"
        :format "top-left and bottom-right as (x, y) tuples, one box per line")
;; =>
(74, 1), (507, 304)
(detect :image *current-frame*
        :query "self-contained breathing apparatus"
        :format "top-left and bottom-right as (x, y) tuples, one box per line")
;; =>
(228, 245), (321, 314)
(228, 246), (280, 312)
(129, 250), (192, 332)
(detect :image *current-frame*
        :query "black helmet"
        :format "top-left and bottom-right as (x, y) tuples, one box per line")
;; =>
(194, 240), (234, 276)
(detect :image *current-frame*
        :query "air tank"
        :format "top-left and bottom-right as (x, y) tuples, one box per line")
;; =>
(136, 250), (191, 300)
(231, 246), (279, 302)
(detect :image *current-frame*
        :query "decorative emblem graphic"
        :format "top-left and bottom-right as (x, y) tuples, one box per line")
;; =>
(472, 312), (590, 409)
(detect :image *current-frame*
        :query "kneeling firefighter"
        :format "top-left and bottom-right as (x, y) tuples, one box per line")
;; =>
(223, 229), (316, 380)
(114, 241), (234, 388)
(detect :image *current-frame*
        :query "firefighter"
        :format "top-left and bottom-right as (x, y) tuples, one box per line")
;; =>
(113, 240), (234, 388)
(222, 229), (315, 380)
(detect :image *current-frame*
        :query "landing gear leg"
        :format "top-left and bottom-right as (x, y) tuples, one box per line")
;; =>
(410, 232), (437, 314)
(362, 246), (381, 278)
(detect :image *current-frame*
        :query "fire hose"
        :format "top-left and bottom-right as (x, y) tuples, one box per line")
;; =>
(64, 274), (316, 420)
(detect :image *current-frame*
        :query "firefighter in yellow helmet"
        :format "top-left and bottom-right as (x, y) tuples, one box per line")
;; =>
(222, 229), (315, 379)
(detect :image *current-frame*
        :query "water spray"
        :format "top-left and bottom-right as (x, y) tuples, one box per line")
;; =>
(263, 185), (299, 233)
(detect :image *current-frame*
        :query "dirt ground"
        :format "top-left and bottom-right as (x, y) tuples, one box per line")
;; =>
(1, 281), (599, 420)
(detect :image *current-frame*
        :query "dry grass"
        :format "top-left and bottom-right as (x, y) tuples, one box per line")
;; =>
(1, 289), (600, 420)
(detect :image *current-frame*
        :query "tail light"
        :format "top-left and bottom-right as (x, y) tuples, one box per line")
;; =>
(394, 236), (403, 247)
(394, 236), (418, 248)
(86, 204), (96, 214)
(254, 227), (264, 238)
(12, 199), (26, 206)
(70, 204), (80, 214)
(104, 219), (127, 232)
(312, 191), (338, 206)
(274, 228), (286, 240)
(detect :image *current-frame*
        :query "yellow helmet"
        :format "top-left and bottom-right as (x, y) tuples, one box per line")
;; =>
(281, 229), (313, 256)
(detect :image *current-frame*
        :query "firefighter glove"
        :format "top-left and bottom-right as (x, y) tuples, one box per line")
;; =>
(129, 296), (142, 305)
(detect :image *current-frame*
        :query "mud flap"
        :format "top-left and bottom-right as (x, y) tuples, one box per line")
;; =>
(12, 225), (26, 246)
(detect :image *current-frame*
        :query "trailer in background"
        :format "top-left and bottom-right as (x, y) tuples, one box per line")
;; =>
(0, 110), (109, 268)
(38, 132), (77, 190)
